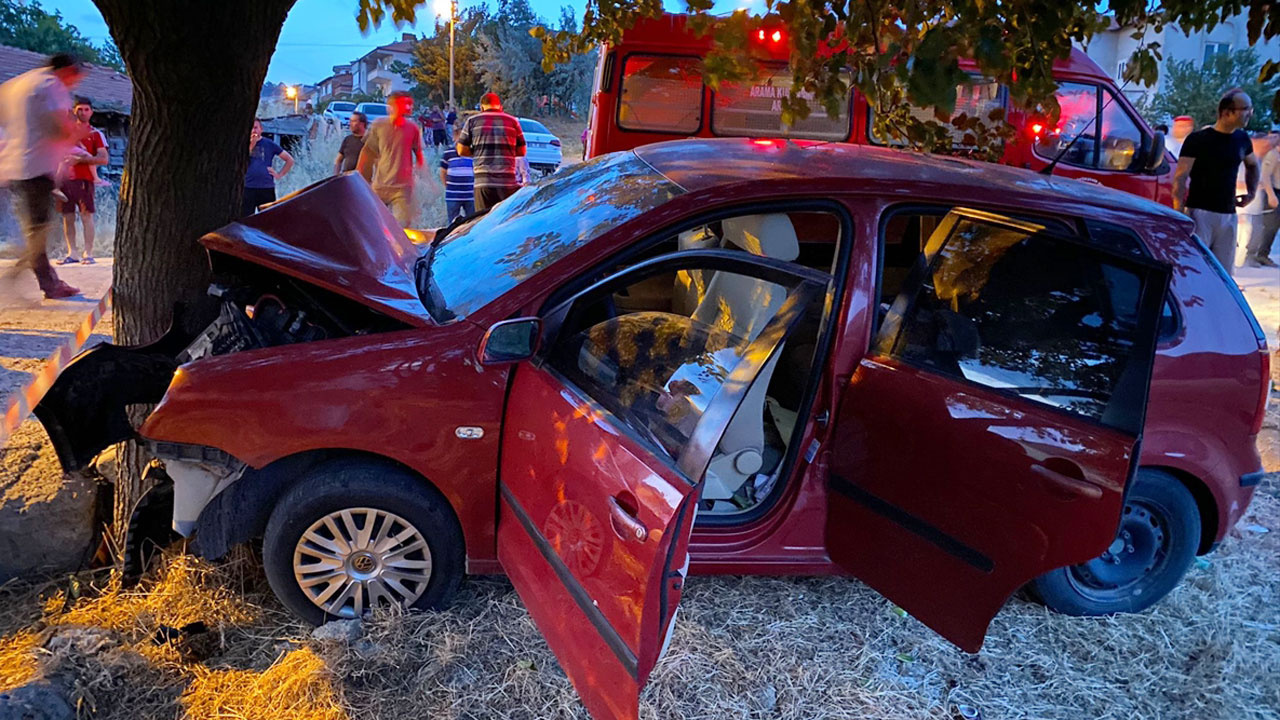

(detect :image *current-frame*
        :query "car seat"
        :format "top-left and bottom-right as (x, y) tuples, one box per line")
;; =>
(690, 214), (799, 505)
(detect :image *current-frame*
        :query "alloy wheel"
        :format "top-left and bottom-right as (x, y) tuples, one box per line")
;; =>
(292, 507), (433, 618)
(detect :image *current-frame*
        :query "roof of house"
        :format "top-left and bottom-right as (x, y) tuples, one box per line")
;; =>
(353, 34), (417, 63)
(0, 44), (132, 114)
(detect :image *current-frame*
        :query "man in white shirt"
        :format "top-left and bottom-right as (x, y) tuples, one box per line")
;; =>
(0, 53), (88, 298)
(1164, 115), (1193, 158)
(1242, 131), (1280, 267)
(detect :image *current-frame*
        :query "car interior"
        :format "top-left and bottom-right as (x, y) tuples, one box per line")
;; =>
(548, 211), (840, 516)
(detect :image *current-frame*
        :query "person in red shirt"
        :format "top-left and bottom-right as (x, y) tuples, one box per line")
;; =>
(57, 96), (107, 264)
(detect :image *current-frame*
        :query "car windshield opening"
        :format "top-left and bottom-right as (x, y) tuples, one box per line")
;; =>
(415, 152), (682, 323)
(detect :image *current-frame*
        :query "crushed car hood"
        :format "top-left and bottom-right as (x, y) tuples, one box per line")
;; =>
(200, 173), (432, 326)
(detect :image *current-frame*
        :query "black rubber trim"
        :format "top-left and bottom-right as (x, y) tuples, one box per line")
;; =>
(829, 474), (995, 573)
(1240, 470), (1267, 488)
(500, 485), (639, 680)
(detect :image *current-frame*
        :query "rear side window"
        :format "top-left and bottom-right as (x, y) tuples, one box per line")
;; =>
(868, 78), (1003, 147)
(619, 55), (703, 133)
(713, 67), (852, 140)
(888, 217), (1158, 430)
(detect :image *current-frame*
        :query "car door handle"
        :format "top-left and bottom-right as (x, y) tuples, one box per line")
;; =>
(1076, 177), (1102, 185)
(1030, 464), (1104, 500)
(608, 496), (649, 542)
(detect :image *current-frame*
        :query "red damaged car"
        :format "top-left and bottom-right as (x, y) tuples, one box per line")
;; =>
(36, 139), (1268, 720)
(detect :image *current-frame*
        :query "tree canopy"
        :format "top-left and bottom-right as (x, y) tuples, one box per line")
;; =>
(0, 0), (123, 71)
(514, 0), (1280, 153)
(1139, 48), (1280, 131)
(400, 0), (594, 116)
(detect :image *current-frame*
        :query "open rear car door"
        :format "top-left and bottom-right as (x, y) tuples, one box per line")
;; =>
(496, 251), (828, 719)
(826, 208), (1171, 651)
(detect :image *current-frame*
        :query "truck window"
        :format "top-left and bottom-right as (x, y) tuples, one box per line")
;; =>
(618, 55), (703, 133)
(1034, 82), (1099, 167)
(867, 78), (1003, 147)
(1099, 89), (1144, 171)
(712, 67), (852, 140)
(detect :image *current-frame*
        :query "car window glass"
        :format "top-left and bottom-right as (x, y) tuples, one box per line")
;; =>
(1099, 91), (1144, 171)
(713, 66), (852, 140)
(520, 119), (551, 134)
(548, 267), (808, 465)
(1034, 82), (1098, 168)
(868, 78), (1003, 148)
(619, 55), (703, 133)
(891, 218), (1151, 427)
(422, 153), (682, 322)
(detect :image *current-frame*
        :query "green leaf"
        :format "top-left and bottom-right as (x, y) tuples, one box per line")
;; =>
(896, 652), (916, 663)
(516, 659), (537, 671)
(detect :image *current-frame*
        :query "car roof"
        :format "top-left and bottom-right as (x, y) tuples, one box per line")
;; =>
(633, 138), (1186, 224)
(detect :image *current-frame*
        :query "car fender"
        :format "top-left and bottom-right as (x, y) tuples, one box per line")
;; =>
(140, 322), (511, 566)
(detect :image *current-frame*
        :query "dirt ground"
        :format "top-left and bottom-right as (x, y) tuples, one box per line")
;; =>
(1, 179), (1278, 719)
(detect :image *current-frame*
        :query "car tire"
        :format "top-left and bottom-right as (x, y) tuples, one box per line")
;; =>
(261, 459), (465, 625)
(1029, 468), (1200, 616)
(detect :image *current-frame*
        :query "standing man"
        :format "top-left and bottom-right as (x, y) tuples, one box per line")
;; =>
(243, 119), (295, 216)
(439, 142), (474, 222)
(1165, 115), (1194, 157)
(1242, 131), (1280, 267)
(0, 53), (86, 299)
(58, 96), (107, 265)
(1171, 89), (1259, 275)
(427, 106), (447, 149)
(358, 90), (425, 227)
(456, 92), (525, 211)
(333, 111), (367, 175)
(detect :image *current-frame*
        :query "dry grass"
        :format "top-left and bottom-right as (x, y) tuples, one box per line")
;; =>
(0, 481), (1275, 720)
(182, 648), (346, 720)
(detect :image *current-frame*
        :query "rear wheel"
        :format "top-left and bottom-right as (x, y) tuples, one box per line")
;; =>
(1030, 468), (1200, 616)
(262, 460), (464, 625)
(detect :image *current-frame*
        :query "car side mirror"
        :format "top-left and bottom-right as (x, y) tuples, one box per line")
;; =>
(1143, 132), (1167, 173)
(478, 317), (542, 365)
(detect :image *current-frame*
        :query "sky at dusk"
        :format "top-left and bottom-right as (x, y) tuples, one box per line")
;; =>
(45, 0), (767, 84)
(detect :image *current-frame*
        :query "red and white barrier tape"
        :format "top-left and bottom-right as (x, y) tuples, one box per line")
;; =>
(0, 290), (112, 447)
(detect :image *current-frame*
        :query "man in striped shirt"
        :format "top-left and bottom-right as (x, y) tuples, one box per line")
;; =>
(456, 92), (525, 211)
(439, 145), (474, 222)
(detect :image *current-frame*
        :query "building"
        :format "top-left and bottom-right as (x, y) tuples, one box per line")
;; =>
(1084, 14), (1280, 108)
(316, 65), (354, 104)
(347, 33), (417, 97)
(0, 43), (132, 174)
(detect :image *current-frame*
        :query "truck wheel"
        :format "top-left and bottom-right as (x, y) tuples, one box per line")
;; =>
(1030, 468), (1200, 616)
(262, 460), (464, 625)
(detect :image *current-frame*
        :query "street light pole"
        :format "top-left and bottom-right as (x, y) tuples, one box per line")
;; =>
(435, 0), (455, 109)
(448, 0), (455, 109)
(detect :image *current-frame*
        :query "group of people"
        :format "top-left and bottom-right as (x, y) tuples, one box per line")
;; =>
(1168, 89), (1280, 276)
(244, 90), (526, 229)
(0, 53), (109, 300)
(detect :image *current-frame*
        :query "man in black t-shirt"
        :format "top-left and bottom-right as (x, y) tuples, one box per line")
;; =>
(1172, 89), (1260, 276)
(333, 111), (367, 175)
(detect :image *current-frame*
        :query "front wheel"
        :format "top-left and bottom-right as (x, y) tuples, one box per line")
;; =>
(262, 460), (465, 625)
(1030, 469), (1201, 616)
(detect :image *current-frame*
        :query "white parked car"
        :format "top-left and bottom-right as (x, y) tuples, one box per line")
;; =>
(518, 118), (562, 177)
(322, 101), (357, 127)
(355, 102), (389, 122)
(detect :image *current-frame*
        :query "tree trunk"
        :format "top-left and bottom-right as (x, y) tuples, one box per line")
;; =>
(91, 0), (296, 547)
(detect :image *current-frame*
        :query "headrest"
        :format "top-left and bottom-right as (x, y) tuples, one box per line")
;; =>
(721, 214), (799, 262)
(678, 226), (719, 250)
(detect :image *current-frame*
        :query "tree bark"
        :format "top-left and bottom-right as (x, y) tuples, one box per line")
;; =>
(91, 0), (296, 546)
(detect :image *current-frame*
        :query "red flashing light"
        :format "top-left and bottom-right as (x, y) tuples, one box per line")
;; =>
(1031, 122), (1044, 135)
(757, 29), (765, 41)
(771, 30), (783, 43)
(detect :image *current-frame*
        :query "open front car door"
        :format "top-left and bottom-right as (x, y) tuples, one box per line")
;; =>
(827, 208), (1171, 652)
(497, 251), (828, 720)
